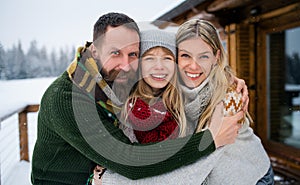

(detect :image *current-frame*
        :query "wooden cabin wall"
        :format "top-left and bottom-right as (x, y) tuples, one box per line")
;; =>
(226, 23), (256, 125)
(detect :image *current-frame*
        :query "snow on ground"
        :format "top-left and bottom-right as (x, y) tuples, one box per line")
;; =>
(0, 77), (56, 185)
(0, 78), (56, 119)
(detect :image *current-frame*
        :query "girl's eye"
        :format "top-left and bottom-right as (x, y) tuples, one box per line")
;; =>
(164, 56), (173, 61)
(143, 57), (154, 61)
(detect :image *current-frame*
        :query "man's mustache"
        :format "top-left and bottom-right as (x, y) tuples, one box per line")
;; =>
(101, 68), (137, 83)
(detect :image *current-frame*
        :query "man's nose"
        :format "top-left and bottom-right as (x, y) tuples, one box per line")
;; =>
(119, 56), (131, 72)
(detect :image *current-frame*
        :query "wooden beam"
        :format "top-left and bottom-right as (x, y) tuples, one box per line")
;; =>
(207, 0), (252, 12)
(26, 104), (40, 112)
(245, 3), (300, 24)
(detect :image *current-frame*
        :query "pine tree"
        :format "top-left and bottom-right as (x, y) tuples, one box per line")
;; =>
(1, 40), (75, 79)
(26, 40), (41, 78)
(17, 42), (27, 79)
(0, 43), (6, 79)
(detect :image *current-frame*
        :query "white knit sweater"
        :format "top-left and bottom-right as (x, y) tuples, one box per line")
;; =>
(102, 118), (270, 185)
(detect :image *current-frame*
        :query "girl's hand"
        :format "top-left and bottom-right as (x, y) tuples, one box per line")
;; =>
(233, 77), (249, 112)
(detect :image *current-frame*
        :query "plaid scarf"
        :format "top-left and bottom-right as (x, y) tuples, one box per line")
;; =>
(67, 42), (123, 125)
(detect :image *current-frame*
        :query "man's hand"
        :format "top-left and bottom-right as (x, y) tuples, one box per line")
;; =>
(208, 103), (243, 148)
(92, 165), (106, 185)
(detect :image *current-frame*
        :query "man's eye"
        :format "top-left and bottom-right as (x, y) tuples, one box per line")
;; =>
(129, 52), (138, 57)
(111, 51), (120, 55)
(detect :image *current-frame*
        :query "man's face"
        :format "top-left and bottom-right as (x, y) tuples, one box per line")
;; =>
(92, 25), (140, 84)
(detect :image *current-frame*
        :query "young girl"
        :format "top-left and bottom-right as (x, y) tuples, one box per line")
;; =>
(120, 29), (186, 144)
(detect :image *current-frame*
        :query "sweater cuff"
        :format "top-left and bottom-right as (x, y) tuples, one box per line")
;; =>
(199, 129), (216, 151)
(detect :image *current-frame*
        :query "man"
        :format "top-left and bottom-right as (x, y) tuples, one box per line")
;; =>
(31, 12), (245, 184)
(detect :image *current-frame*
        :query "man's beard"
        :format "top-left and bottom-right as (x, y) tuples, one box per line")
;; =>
(100, 67), (137, 103)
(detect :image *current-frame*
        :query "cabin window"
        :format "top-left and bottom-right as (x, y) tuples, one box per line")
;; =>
(267, 27), (300, 149)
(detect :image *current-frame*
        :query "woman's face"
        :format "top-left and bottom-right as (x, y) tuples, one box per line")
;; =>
(178, 37), (218, 88)
(141, 47), (175, 92)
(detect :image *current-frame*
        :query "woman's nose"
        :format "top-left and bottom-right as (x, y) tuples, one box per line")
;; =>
(189, 59), (201, 70)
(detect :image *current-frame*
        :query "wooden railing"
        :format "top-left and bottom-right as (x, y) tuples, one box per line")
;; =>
(0, 104), (39, 162)
(18, 104), (40, 161)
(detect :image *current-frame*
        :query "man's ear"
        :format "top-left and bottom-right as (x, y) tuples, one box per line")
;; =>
(90, 43), (99, 58)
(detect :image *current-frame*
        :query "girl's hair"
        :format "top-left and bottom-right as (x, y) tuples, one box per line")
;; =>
(123, 46), (187, 137)
(176, 19), (234, 132)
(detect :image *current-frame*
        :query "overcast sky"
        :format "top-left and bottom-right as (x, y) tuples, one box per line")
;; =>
(0, 0), (184, 52)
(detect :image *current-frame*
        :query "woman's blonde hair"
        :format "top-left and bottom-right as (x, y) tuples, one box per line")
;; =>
(176, 19), (234, 132)
(123, 47), (187, 137)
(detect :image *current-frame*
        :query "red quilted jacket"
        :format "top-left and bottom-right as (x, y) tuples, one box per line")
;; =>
(127, 98), (179, 144)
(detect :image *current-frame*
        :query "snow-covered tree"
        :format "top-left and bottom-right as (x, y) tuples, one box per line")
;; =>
(0, 43), (6, 79)
(1, 40), (75, 79)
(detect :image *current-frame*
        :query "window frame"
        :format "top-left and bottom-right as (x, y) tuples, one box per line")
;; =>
(256, 9), (300, 180)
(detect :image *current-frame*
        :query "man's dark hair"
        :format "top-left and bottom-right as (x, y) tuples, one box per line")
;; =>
(93, 12), (140, 41)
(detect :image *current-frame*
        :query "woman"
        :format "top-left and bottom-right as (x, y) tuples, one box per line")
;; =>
(100, 20), (273, 185)
(176, 19), (273, 184)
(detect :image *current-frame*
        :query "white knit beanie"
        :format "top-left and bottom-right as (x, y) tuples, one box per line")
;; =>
(140, 30), (176, 58)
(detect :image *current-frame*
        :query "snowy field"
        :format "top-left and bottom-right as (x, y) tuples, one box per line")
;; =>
(0, 77), (56, 120)
(0, 77), (56, 185)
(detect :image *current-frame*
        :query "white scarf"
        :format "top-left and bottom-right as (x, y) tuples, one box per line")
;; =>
(180, 78), (212, 135)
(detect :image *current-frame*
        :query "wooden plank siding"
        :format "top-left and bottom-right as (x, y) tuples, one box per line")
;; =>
(226, 23), (256, 126)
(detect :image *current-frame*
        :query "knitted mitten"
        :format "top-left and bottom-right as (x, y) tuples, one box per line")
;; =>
(223, 84), (245, 124)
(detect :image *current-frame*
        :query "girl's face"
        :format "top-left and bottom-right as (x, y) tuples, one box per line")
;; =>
(141, 47), (175, 93)
(178, 37), (218, 88)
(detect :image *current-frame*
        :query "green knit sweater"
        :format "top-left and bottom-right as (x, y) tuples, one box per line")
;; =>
(31, 72), (215, 185)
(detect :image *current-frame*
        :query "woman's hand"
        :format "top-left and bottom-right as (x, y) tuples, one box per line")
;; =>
(233, 77), (249, 112)
(208, 103), (243, 148)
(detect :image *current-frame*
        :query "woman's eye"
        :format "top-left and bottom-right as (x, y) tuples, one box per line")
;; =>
(199, 55), (209, 59)
(180, 53), (190, 58)
(111, 51), (120, 55)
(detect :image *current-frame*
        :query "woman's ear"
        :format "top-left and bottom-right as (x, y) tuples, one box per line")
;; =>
(214, 50), (221, 65)
(90, 43), (99, 59)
